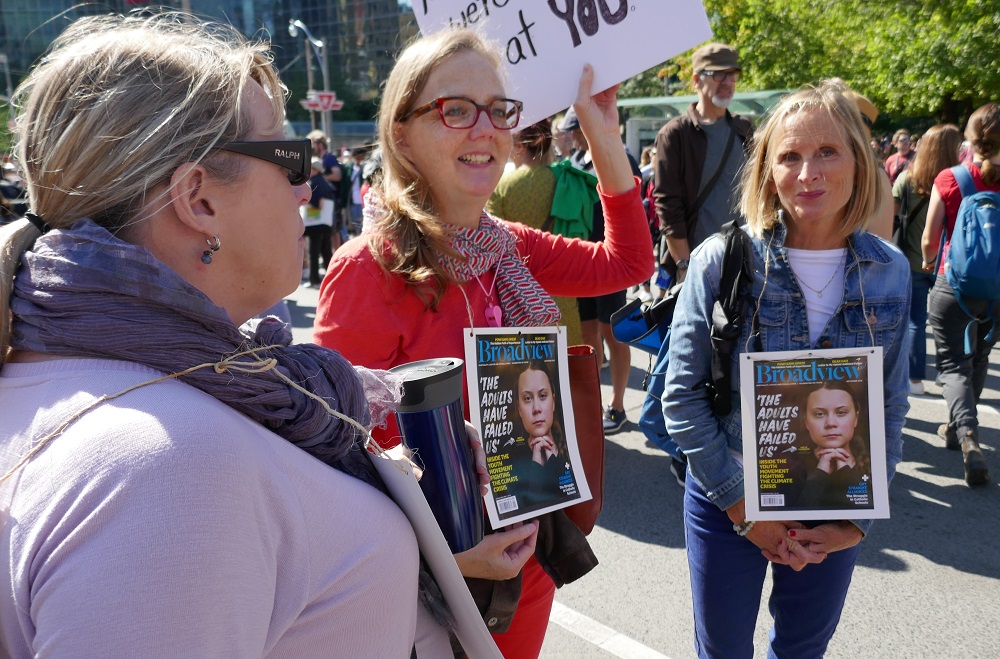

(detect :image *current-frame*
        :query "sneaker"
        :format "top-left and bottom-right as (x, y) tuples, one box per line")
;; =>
(602, 407), (627, 434)
(909, 380), (924, 395)
(638, 288), (654, 303)
(669, 456), (687, 487)
(938, 424), (960, 451)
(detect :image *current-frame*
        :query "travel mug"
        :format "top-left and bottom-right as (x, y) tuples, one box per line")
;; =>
(390, 358), (484, 553)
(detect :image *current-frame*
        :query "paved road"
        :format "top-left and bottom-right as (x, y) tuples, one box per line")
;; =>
(283, 282), (999, 659)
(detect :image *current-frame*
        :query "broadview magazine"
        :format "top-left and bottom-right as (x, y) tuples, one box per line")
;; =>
(464, 327), (591, 529)
(739, 348), (890, 521)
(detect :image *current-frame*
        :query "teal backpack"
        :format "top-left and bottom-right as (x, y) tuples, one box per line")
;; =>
(944, 165), (1000, 354)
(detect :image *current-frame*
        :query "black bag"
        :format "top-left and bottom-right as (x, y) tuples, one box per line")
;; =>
(612, 221), (755, 412)
(891, 190), (927, 248)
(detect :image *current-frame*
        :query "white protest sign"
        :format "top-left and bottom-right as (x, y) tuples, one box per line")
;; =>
(411, 0), (713, 129)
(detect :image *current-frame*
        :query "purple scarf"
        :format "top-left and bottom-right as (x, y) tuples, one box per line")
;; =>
(10, 219), (388, 484)
(10, 218), (455, 632)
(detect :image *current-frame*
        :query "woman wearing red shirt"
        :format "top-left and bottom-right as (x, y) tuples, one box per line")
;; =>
(313, 28), (652, 658)
(921, 102), (1000, 487)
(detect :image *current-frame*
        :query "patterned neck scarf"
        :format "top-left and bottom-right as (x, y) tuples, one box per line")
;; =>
(438, 212), (561, 327)
(362, 190), (561, 327)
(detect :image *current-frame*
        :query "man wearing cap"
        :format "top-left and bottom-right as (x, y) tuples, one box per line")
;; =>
(651, 42), (753, 484)
(652, 43), (752, 284)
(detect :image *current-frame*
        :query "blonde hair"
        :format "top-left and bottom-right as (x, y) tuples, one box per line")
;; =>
(371, 27), (504, 310)
(741, 80), (880, 239)
(1, 12), (285, 360)
(965, 103), (1000, 186)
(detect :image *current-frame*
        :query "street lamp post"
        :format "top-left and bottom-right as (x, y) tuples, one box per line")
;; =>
(288, 19), (330, 138)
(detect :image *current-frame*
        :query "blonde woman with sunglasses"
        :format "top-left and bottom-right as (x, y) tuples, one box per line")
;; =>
(0, 13), (461, 657)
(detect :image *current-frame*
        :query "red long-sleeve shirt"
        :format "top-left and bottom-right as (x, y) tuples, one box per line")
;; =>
(313, 183), (652, 447)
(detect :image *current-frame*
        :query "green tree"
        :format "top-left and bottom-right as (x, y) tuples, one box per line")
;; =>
(0, 103), (11, 155)
(619, 64), (677, 98)
(700, 0), (999, 124)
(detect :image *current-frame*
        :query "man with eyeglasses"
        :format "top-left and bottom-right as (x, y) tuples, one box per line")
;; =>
(885, 129), (914, 185)
(649, 42), (753, 485)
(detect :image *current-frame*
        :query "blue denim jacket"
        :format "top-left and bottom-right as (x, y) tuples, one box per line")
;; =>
(663, 222), (910, 535)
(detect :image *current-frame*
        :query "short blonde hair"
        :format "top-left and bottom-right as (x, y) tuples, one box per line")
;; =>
(371, 27), (504, 310)
(741, 80), (880, 239)
(2, 12), (285, 359)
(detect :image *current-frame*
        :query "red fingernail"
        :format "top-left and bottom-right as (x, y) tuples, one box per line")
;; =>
(788, 530), (797, 537)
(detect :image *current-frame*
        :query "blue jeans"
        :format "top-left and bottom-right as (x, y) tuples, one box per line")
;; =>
(684, 477), (861, 659)
(908, 271), (935, 381)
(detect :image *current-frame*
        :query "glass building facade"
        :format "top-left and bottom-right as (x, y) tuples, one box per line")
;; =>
(0, 1), (417, 106)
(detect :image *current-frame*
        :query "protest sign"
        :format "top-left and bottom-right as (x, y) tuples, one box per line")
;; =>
(411, 0), (713, 128)
(370, 452), (502, 658)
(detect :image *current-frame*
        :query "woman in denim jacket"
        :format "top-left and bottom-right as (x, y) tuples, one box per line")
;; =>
(663, 81), (910, 659)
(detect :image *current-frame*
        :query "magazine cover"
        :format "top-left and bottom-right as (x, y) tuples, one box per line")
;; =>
(739, 347), (890, 521)
(464, 327), (592, 529)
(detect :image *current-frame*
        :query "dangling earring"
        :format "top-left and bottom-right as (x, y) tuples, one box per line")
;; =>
(201, 235), (221, 265)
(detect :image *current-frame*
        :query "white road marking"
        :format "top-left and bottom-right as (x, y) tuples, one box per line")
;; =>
(549, 602), (672, 659)
(922, 396), (999, 416)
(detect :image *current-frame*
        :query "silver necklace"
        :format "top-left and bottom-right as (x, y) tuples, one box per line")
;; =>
(795, 253), (845, 299)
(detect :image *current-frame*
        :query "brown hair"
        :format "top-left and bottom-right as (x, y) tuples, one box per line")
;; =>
(965, 103), (1000, 186)
(1, 12), (284, 361)
(514, 119), (553, 164)
(371, 27), (504, 310)
(907, 124), (962, 197)
(741, 79), (880, 238)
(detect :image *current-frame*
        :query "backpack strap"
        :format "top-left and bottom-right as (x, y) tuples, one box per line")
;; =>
(707, 221), (753, 416)
(950, 164), (978, 198)
(955, 297), (997, 355)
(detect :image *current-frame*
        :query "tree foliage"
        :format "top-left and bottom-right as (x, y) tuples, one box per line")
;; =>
(691, 0), (1000, 124)
(0, 104), (10, 155)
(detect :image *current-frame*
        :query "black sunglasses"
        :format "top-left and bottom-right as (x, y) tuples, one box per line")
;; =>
(218, 139), (312, 185)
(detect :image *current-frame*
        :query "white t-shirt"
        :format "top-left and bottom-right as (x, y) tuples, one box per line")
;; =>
(786, 247), (848, 345)
(0, 358), (441, 658)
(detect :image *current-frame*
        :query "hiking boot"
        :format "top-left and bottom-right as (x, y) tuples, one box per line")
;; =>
(602, 407), (627, 434)
(959, 429), (989, 486)
(938, 424), (960, 451)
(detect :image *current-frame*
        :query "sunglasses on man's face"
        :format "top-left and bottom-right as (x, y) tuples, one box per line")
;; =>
(218, 139), (312, 185)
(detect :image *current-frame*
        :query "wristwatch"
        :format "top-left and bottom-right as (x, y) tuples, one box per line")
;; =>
(675, 259), (690, 271)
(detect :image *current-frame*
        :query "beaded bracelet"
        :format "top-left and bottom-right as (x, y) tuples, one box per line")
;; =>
(733, 519), (755, 537)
